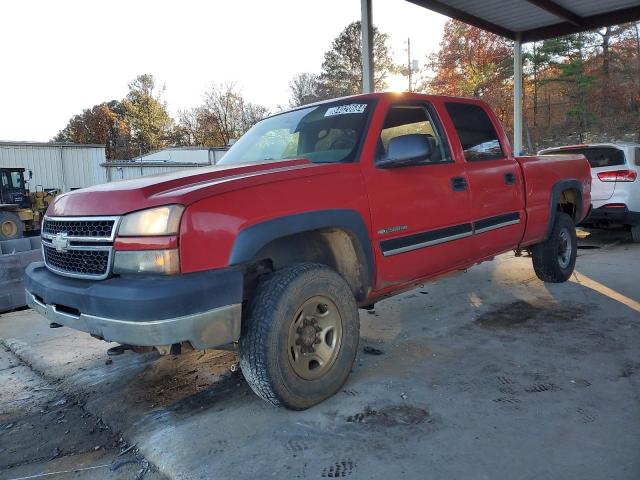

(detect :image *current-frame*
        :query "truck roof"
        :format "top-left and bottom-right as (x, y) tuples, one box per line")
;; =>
(276, 92), (490, 119)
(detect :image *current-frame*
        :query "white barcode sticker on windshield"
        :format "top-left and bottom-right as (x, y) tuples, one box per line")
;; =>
(324, 104), (367, 116)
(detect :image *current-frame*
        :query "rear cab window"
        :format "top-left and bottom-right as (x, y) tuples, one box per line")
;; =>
(444, 102), (505, 161)
(541, 146), (627, 168)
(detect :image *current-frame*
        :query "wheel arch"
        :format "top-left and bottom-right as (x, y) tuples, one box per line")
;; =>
(229, 209), (374, 302)
(544, 179), (583, 240)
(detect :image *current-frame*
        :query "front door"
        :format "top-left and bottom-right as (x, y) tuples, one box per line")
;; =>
(363, 101), (475, 288)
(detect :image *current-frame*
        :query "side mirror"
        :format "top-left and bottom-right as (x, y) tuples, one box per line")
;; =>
(377, 134), (433, 169)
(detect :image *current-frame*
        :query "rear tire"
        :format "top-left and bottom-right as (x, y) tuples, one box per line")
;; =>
(631, 225), (640, 243)
(239, 263), (359, 410)
(0, 211), (23, 240)
(531, 212), (577, 283)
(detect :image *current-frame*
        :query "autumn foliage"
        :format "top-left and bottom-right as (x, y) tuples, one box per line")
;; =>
(425, 20), (640, 152)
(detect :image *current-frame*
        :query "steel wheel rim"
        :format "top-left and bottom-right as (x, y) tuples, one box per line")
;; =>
(287, 295), (343, 381)
(1, 220), (17, 238)
(558, 228), (572, 269)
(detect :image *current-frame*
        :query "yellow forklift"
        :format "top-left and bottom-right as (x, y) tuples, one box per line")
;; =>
(0, 167), (58, 240)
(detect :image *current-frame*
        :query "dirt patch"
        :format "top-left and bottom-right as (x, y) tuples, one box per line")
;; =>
(476, 300), (588, 328)
(122, 349), (237, 410)
(346, 405), (432, 427)
(164, 372), (251, 417)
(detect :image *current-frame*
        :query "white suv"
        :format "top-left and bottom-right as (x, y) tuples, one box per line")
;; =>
(539, 143), (640, 242)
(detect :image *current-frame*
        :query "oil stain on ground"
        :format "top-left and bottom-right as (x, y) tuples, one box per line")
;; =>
(346, 405), (432, 427)
(475, 300), (589, 328)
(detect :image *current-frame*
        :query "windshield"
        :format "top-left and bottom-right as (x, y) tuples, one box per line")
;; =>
(542, 147), (626, 168)
(219, 100), (374, 165)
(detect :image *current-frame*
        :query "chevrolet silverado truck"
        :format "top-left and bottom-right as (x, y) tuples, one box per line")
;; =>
(25, 93), (591, 410)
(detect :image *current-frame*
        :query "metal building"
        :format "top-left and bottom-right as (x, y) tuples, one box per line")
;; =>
(126, 147), (228, 165)
(0, 143), (229, 191)
(0, 141), (107, 192)
(103, 146), (228, 182)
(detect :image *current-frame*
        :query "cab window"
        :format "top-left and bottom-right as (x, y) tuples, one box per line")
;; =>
(1, 171), (23, 189)
(10, 171), (23, 189)
(445, 102), (505, 161)
(377, 105), (449, 164)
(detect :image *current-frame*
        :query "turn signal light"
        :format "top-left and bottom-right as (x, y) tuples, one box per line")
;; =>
(597, 170), (637, 182)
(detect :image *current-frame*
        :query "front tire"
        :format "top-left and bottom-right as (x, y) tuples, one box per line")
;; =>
(531, 212), (577, 283)
(239, 263), (359, 410)
(0, 211), (23, 240)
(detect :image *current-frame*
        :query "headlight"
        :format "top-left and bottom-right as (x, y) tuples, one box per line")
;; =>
(113, 249), (180, 275)
(118, 205), (184, 236)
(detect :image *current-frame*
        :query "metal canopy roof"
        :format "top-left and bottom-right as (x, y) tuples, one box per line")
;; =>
(407, 0), (640, 42)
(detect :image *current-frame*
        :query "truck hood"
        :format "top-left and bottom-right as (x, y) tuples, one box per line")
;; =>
(49, 159), (339, 216)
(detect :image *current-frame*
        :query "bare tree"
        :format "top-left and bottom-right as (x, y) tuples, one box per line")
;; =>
(289, 73), (320, 107)
(177, 82), (270, 147)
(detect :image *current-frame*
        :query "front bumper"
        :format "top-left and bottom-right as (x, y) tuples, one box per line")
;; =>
(25, 263), (243, 349)
(582, 206), (640, 226)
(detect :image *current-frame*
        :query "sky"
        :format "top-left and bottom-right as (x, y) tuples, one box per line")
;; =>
(0, 0), (447, 141)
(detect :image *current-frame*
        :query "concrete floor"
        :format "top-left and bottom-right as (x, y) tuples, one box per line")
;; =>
(1, 229), (639, 480)
(0, 346), (166, 480)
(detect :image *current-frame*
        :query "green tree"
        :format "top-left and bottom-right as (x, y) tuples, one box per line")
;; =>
(541, 33), (597, 138)
(315, 21), (395, 99)
(121, 74), (174, 155)
(523, 41), (551, 128)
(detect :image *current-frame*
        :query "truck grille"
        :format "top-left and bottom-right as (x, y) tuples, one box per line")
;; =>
(42, 218), (116, 238)
(43, 244), (111, 277)
(41, 216), (119, 280)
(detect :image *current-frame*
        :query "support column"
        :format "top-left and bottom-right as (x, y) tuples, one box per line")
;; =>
(513, 36), (523, 155)
(361, 0), (374, 93)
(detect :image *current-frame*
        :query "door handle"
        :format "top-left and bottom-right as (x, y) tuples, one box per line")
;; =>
(504, 172), (516, 185)
(451, 176), (468, 191)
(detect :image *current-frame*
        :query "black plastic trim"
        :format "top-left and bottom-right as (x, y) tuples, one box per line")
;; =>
(380, 223), (472, 254)
(474, 212), (520, 232)
(545, 179), (584, 239)
(229, 209), (374, 291)
(582, 206), (640, 226)
(24, 262), (243, 322)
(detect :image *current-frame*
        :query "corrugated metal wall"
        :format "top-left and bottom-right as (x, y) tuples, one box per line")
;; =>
(0, 143), (106, 192)
(0, 143), (226, 191)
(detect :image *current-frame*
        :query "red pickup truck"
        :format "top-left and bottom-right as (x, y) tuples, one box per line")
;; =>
(25, 93), (591, 409)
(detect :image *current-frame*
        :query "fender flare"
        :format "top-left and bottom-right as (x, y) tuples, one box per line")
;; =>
(545, 179), (584, 239)
(228, 209), (375, 292)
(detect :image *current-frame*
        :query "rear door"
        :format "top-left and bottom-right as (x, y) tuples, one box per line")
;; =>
(444, 101), (526, 258)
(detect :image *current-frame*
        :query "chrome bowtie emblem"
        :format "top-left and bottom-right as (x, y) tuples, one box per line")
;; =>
(51, 232), (70, 252)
